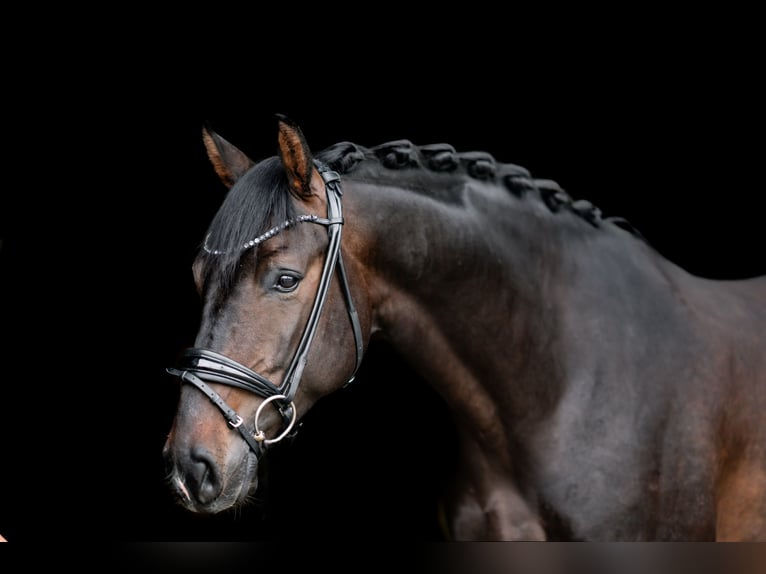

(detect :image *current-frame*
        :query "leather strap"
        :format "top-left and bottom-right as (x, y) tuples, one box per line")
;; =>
(175, 369), (264, 458)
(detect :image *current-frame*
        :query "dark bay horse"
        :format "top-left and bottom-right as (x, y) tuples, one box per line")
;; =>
(163, 116), (766, 541)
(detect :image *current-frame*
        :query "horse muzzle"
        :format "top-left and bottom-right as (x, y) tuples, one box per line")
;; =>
(163, 437), (259, 514)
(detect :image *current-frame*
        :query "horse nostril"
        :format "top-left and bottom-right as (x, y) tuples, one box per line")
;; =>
(188, 446), (222, 505)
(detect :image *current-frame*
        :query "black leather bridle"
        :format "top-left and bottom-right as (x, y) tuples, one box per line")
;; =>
(167, 160), (364, 460)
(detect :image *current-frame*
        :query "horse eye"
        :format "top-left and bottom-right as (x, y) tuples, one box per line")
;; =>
(275, 274), (300, 292)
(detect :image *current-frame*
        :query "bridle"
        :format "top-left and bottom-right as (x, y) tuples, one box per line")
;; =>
(166, 160), (364, 460)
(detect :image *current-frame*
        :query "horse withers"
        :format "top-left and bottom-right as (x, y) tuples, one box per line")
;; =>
(163, 116), (766, 540)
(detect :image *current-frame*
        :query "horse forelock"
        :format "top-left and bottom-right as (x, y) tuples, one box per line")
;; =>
(199, 156), (297, 291)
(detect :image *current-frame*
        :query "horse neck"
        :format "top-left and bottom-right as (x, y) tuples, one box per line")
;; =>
(342, 174), (572, 434)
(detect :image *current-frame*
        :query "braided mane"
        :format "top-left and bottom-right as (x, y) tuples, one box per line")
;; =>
(202, 137), (645, 292)
(316, 139), (643, 238)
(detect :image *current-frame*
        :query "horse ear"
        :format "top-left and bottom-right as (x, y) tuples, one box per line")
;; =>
(276, 114), (317, 199)
(202, 123), (255, 189)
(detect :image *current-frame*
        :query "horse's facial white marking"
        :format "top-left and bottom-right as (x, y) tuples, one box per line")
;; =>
(176, 477), (192, 502)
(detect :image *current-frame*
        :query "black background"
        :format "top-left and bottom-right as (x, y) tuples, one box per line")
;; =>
(1, 64), (764, 546)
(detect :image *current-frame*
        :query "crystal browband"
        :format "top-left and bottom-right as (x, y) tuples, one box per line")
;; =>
(203, 214), (342, 255)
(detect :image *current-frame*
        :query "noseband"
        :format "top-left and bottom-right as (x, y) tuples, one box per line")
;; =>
(167, 160), (364, 460)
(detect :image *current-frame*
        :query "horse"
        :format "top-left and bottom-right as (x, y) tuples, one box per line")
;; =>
(162, 115), (766, 541)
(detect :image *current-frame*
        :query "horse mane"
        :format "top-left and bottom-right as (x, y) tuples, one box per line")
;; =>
(316, 139), (645, 239)
(201, 138), (645, 290)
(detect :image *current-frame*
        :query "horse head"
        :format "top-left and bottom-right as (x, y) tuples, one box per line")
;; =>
(163, 116), (368, 513)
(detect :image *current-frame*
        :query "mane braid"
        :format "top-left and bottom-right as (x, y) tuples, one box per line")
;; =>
(201, 139), (645, 294)
(316, 139), (643, 240)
